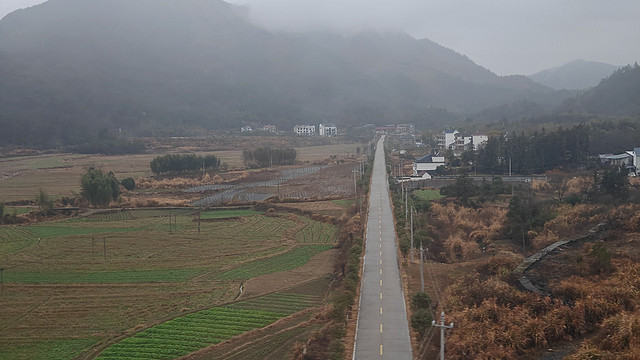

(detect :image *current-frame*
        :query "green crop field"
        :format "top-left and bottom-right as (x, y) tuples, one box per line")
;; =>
(97, 288), (324, 360)
(413, 189), (444, 201)
(0, 209), (335, 359)
(296, 217), (337, 244)
(331, 198), (355, 207)
(214, 244), (333, 280)
(200, 209), (260, 219)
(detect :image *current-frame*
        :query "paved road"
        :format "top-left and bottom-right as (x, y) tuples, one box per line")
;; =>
(353, 136), (412, 359)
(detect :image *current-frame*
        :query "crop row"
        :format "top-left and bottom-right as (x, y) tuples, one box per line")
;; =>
(200, 209), (260, 219)
(296, 217), (337, 244)
(4, 268), (202, 284)
(227, 293), (323, 314)
(225, 325), (308, 360)
(239, 215), (295, 240)
(97, 307), (286, 360)
(0, 226), (38, 243)
(214, 244), (333, 281)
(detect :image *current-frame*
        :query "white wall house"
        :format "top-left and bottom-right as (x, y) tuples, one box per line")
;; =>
(294, 125), (316, 136)
(319, 124), (337, 136)
(626, 148), (640, 168)
(439, 130), (487, 151)
(437, 130), (459, 149)
(471, 133), (488, 150)
(412, 154), (445, 179)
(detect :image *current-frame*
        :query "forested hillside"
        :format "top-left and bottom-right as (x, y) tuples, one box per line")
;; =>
(561, 64), (640, 116)
(0, 0), (562, 147)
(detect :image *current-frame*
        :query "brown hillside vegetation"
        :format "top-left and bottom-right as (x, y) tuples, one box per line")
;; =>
(425, 202), (506, 262)
(436, 203), (640, 359)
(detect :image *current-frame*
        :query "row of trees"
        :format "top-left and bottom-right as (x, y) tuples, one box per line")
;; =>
(242, 147), (297, 168)
(150, 154), (220, 175)
(473, 125), (591, 175)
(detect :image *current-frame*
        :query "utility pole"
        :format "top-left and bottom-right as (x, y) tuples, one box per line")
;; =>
(353, 170), (358, 214)
(432, 311), (454, 360)
(405, 187), (408, 223)
(410, 206), (414, 263)
(420, 243), (425, 292)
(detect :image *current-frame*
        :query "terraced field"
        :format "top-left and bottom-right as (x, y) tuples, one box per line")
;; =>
(97, 291), (324, 360)
(214, 244), (333, 281)
(0, 208), (337, 359)
(295, 217), (337, 244)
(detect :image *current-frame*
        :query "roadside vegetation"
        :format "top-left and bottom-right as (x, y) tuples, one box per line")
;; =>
(389, 134), (640, 359)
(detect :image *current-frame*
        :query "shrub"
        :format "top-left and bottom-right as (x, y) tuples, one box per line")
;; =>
(36, 188), (55, 215)
(120, 177), (136, 191)
(410, 309), (433, 336)
(411, 292), (431, 310)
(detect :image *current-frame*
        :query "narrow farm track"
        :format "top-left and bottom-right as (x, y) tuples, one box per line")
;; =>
(353, 136), (412, 359)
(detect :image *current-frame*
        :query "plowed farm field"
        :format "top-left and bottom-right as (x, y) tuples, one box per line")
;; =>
(0, 209), (337, 359)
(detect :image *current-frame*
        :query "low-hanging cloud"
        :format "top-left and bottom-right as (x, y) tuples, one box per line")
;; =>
(230, 0), (640, 75)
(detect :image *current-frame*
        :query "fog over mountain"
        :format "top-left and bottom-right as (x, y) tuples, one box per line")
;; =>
(0, 0), (567, 147)
(529, 60), (621, 90)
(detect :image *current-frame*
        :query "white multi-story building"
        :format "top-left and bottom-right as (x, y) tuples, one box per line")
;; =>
(319, 124), (337, 136)
(294, 125), (316, 136)
(437, 130), (459, 149)
(438, 130), (487, 151)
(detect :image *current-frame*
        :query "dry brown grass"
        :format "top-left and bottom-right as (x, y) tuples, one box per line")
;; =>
(426, 203), (506, 262)
(532, 203), (604, 249)
(566, 176), (594, 195)
(443, 259), (640, 359)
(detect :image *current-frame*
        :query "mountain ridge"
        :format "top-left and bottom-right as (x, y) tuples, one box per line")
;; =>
(529, 59), (621, 90)
(0, 0), (563, 147)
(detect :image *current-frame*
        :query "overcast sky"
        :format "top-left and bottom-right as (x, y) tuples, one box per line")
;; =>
(2, 0), (639, 75)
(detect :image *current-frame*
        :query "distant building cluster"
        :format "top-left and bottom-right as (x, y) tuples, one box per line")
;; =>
(599, 147), (640, 176)
(294, 124), (338, 136)
(240, 125), (278, 133)
(437, 130), (487, 151)
(374, 123), (414, 135)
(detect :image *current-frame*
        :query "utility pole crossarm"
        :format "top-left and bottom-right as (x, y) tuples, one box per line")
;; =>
(432, 311), (454, 360)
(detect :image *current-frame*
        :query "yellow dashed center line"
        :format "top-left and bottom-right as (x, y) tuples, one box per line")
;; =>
(379, 292), (383, 300)
(380, 307), (383, 315)
(379, 279), (383, 286)
(380, 323), (383, 333)
(380, 345), (383, 356)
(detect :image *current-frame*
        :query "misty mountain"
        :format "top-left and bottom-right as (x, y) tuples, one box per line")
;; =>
(0, 0), (564, 147)
(529, 60), (620, 90)
(560, 64), (640, 117)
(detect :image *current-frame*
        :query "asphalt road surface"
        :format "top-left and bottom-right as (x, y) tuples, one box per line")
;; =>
(353, 135), (412, 359)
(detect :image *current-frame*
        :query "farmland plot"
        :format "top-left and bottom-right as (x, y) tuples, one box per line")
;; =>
(98, 282), (325, 360)
(0, 209), (336, 359)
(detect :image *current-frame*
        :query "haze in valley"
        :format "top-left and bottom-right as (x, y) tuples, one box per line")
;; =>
(2, 0), (639, 75)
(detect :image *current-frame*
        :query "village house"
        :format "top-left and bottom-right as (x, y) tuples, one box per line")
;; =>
(438, 130), (487, 151)
(294, 125), (316, 136)
(319, 123), (338, 136)
(412, 154), (445, 179)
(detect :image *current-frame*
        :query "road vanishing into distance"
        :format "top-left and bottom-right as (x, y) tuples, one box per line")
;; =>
(353, 135), (412, 359)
